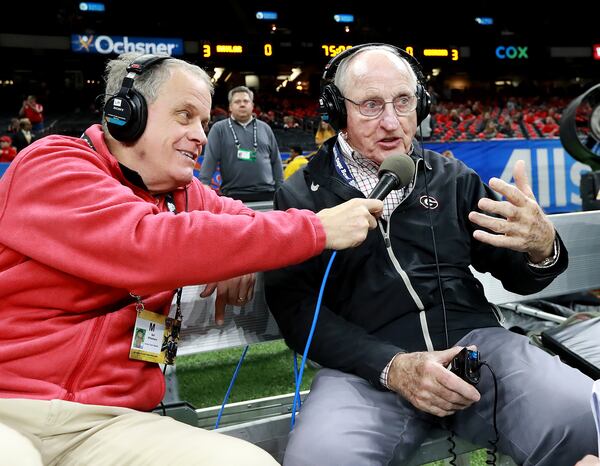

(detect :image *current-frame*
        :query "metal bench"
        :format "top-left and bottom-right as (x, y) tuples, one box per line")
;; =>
(164, 209), (600, 465)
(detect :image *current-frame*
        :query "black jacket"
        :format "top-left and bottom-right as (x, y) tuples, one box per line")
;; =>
(264, 139), (567, 388)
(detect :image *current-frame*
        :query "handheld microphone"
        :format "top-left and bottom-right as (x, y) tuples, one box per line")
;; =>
(368, 153), (416, 200)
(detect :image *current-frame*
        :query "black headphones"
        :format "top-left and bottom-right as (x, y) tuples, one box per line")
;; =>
(319, 43), (431, 130)
(103, 54), (172, 142)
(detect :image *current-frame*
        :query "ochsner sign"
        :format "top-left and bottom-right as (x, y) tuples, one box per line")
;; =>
(71, 34), (183, 56)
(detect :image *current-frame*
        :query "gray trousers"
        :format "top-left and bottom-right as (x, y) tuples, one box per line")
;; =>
(284, 327), (597, 466)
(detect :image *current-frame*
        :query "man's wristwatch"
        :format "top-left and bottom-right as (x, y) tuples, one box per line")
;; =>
(528, 237), (560, 268)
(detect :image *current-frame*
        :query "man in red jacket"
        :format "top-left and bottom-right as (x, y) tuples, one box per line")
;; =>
(0, 135), (17, 162)
(0, 53), (383, 465)
(19, 95), (44, 133)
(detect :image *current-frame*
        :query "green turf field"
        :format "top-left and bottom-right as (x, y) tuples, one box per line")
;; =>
(177, 340), (491, 465)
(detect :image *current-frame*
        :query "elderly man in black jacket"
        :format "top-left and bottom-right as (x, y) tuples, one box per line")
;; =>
(265, 44), (596, 466)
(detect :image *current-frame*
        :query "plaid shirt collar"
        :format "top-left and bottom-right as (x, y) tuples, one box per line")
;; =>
(336, 134), (414, 220)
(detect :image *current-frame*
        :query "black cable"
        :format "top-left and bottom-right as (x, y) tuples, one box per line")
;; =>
(417, 126), (450, 349)
(446, 360), (499, 465)
(447, 429), (458, 465)
(481, 362), (500, 466)
(160, 364), (168, 416)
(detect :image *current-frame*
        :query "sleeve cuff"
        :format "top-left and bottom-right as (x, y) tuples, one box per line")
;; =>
(528, 236), (560, 269)
(379, 352), (404, 390)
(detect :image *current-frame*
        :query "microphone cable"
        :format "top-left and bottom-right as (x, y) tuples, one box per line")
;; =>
(481, 362), (500, 465)
(417, 126), (450, 349)
(215, 344), (250, 429)
(418, 126), (502, 463)
(445, 361), (499, 466)
(291, 250), (337, 428)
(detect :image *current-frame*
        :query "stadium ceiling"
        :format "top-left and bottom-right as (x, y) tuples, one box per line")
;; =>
(5, 0), (597, 46)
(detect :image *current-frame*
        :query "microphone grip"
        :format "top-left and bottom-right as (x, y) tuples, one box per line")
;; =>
(368, 172), (400, 200)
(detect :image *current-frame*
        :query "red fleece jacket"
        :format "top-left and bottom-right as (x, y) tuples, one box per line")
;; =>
(0, 125), (325, 411)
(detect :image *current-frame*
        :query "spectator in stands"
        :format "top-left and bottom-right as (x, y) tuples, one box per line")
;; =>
(0, 52), (383, 466)
(19, 95), (44, 134)
(541, 116), (560, 137)
(499, 117), (515, 138)
(199, 85), (284, 202)
(449, 108), (462, 125)
(482, 119), (498, 139)
(7, 117), (19, 136)
(283, 115), (299, 129)
(265, 44), (596, 466)
(314, 118), (336, 146)
(13, 118), (35, 153)
(427, 84), (440, 106)
(0, 135), (17, 163)
(283, 145), (309, 180)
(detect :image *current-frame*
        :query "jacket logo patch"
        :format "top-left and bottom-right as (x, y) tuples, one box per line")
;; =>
(310, 182), (320, 192)
(420, 195), (438, 209)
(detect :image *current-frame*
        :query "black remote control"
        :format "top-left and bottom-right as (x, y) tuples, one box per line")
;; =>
(450, 348), (481, 385)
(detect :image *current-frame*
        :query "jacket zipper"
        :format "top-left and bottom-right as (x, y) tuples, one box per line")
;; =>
(378, 222), (434, 352)
(379, 157), (435, 351)
(64, 315), (106, 401)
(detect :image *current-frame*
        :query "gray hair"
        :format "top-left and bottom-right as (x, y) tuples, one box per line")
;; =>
(334, 45), (418, 96)
(102, 53), (214, 132)
(228, 86), (254, 104)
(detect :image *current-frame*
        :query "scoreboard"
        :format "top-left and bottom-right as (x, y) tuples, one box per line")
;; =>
(197, 41), (462, 63)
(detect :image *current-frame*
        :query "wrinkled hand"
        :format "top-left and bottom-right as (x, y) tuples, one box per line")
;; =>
(387, 347), (480, 417)
(468, 159), (555, 263)
(317, 198), (383, 250)
(575, 455), (600, 466)
(201, 273), (256, 325)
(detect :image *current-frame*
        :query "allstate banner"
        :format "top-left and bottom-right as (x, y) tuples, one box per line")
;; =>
(426, 139), (590, 214)
(0, 139), (592, 214)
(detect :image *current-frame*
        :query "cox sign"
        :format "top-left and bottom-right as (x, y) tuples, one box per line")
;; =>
(71, 35), (183, 56)
(495, 46), (528, 59)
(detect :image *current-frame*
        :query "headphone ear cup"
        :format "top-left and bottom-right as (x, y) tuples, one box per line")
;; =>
(415, 84), (431, 126)
(125, 89), (148, 142)
(320, 83), (346, 131)
(104, 89), (147, 142)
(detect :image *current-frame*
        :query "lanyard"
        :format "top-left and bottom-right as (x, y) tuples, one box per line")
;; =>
(131, 192), (183, 322)
(332, 142), (355, 184)
(80, 132), (185, 322)
(227, 117), (258, 150)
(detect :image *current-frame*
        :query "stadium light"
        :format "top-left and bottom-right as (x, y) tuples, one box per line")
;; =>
(256, 11), (278, 21)
(475, 17), (493, 25)
(79, 2), (105, 12)
(333, 14), (354, 23)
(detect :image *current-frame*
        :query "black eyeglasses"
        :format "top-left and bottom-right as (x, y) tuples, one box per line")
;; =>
(343, 94), (417, 118)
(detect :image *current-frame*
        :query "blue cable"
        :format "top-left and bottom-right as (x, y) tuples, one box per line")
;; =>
(291, 250), (337, 428)
(292, 352), (302, 409)
(215, 344), (249, 429)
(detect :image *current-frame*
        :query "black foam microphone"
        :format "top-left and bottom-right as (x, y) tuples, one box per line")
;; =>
(368, 153), (416, 200)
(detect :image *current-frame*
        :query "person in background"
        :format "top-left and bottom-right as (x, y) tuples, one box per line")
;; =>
(199, 86), (283, 202)
(7, 117), (20, 136)
(0, 135), (17, 163)
(314, 118), (336, 146)
(283, 145), (309, 180)
(13, 118), (35, 153)
(265, 43), (596, 466)
(0, 52), (383, 466)
(19, 95), (44, 134)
